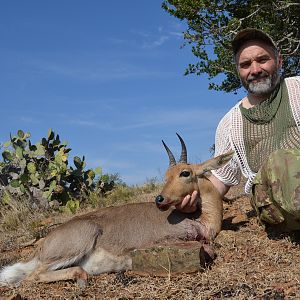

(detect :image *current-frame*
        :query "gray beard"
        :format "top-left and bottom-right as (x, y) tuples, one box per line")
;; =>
(248, 76), (273, 94)
(245, 71), (280, 96)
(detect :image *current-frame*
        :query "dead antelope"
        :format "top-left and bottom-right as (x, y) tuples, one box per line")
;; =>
(0, 134), (233, 286)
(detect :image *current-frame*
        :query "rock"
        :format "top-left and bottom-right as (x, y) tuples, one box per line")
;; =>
(130, 241), (213, 276)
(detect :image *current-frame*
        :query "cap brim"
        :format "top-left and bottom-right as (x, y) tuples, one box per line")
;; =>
(232, 28), (276, 55)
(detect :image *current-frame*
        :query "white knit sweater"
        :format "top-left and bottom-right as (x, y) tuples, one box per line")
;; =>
(211, 76), (300, 194)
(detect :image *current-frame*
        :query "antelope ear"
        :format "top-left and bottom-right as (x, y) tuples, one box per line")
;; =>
(195, 151), (234, 177)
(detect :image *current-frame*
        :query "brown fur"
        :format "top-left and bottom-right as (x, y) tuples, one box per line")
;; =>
(0, 151), (233, 286)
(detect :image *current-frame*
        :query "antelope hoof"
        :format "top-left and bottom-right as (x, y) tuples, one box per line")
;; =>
(77, 278), (88, 288)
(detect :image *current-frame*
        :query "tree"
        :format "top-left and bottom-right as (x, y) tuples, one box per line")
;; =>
(162, 0), (300, 93)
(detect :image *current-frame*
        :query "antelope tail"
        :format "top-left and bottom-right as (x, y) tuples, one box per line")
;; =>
(0, 258), (39, 286)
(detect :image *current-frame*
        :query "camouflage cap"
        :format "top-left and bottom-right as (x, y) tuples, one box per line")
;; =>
(232, 28), (277, 55)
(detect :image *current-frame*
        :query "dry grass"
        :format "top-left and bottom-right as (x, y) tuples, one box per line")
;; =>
(1, 183), (300, 299)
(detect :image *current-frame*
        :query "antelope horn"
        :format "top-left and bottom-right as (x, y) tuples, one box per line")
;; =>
(162, 140), (176, 167)
(176, 133), (187, 164)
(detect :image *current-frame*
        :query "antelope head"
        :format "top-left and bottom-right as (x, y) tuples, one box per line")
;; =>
(155, 133), (234, 211)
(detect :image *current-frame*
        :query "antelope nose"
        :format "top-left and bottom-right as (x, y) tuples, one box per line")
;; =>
(155, 195), (164, 206)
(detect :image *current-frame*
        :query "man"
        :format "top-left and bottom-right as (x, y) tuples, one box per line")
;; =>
(177, 28), (300, 231)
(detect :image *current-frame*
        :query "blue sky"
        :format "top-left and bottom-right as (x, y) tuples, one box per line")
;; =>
(0, 1), (242, 185)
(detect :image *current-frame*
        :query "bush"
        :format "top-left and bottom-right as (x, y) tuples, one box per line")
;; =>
(0, 129), (115, 210)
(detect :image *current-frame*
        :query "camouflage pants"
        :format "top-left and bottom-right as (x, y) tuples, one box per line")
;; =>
(251, 149), (300, 231)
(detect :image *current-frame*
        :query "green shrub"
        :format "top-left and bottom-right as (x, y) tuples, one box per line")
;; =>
(0, 129), (115, 210)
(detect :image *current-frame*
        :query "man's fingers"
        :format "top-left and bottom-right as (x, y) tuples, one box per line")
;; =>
(175, 191), (199, 213)
(190, 191), (198, 205)
(180, 194), (191, 208)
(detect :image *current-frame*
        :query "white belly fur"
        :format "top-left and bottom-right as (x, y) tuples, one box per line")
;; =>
(80, 248), (132, 275)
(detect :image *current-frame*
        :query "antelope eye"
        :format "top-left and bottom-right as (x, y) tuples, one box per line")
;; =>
(179, 171), (190, 177)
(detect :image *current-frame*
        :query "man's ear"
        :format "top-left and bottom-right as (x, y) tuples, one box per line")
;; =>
(278, 52), (283, 69)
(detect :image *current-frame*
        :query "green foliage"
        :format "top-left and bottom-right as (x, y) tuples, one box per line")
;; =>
(0, 129), (114, 210)
(96, 172), (123, 195)
(63, 199), (80, 214)
(162, 0), (300, 93)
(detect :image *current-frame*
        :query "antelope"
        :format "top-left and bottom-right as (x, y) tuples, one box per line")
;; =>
(0, 134), (233, 287)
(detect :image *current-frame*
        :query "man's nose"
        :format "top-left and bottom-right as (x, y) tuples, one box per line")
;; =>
(250, 61), (262, 75)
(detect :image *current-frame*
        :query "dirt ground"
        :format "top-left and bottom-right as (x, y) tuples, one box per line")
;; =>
(1, 184), (300, 300)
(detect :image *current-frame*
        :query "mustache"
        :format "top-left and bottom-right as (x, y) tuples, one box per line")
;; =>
(247, 72), (270, 83)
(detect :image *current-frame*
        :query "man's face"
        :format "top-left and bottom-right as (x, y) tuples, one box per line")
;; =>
(236, 40), (282, 96)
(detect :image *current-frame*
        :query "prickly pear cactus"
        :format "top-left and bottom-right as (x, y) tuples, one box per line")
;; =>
(0, 129), (106, 210)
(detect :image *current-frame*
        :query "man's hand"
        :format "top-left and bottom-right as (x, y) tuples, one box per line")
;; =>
(174, 175), (230, 214)
(175, 190), (199, 213)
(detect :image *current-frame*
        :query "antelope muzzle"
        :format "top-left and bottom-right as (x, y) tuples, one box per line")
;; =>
(155, 194), (172, 211)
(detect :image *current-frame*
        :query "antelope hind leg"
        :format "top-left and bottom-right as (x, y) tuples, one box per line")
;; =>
(81, 247), (132, 275)
(26, 266), (88, 287)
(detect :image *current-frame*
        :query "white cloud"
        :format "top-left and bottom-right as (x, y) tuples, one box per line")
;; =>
(169, 31), (183, 38)
(117, 108), (225, 130)
(61, 107), (225, 133)
(66, 117), (113, 130)
(88, 158), (136, 171)
(131, 24), (183, 49)
(142, 35), (169, 49)
(26, 58), (175, 82)
(19, 116), (40, 124)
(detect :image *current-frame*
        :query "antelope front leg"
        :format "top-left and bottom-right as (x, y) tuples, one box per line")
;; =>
(27, 266), (88, 287)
